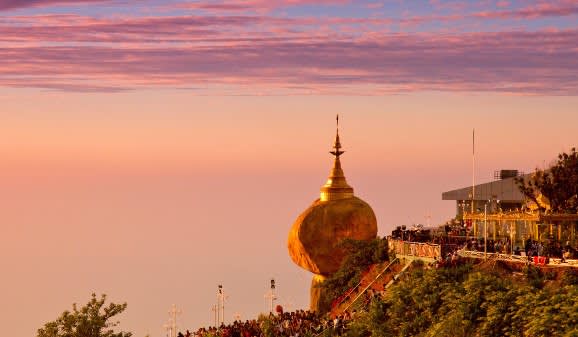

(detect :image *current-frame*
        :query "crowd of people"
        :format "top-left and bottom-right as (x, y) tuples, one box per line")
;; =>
(434, 250), (462, 268)
(464, 237), (577, 261)
(466, 238), (513, 254)
(182, 230), (578, 337)
(181, 309), (355, 337)
(390, 220), (578, 263)
(522, 238), (577, 261)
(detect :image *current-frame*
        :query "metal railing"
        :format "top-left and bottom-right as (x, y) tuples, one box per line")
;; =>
(340, 258), (398, 314)
(457, 249), (578, 267)
(316, 258), (411, 337)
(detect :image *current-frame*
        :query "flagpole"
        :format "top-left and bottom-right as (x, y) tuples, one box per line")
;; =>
(472, 129), (475, 214)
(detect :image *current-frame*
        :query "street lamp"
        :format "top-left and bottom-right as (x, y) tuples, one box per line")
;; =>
(484, 201), (489, 260)
(211, 304), (217, 327)
(270, 279), (276, 313)
(217, 285), (224, 327)
(265, 278), (277, 314)
(164, 305), (181, 337)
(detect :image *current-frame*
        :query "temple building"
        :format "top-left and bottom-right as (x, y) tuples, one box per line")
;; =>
(287, 116), (377, 312)
(442, 170), (525, 217)
(442, 170), (578, 253)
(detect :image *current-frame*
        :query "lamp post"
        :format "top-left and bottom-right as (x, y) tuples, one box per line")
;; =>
(164, 304), (181, 337)
(211, 304), (217, 327)
(217, 285), (223, 327)
(483, 202), (486, 259)
(270, 279), (276, 313)
(163, 319), (173, 337)
(510, 221), (514, 255)
(264, 278), (277, 314)
(460, 201), (468, 240)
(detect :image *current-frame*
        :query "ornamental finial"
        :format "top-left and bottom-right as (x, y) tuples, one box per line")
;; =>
(330, 114), (344, 157)
(321, 114), (353, 201)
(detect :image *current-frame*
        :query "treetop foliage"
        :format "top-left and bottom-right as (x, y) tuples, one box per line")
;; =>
(37, 293), (132, 337)
(320, 238), (389, 313)
(516, 147), (578, 213)
(343, 263), (578, 337)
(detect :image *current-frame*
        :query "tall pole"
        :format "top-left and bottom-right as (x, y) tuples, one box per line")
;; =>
(216, 285), (228, 326)
(472, 129), (475, 214)
(163, 320), (172, 337)
(217, 285), (222, 327)
(511, 221), (514, 254)
(218, 286), (227, 326)
(270, 279), (276, 313)
(211, 305), (217, 327)
(264, 279), (277, 314)
(484, 203), (488, 260)
(167, 304), (181, 337)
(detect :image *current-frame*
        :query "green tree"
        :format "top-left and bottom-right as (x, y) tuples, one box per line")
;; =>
(523, 286), (578, 337)
(516, 148), (578, 213)
(37, 293), (132, 337)
(321, 238), (389, 312)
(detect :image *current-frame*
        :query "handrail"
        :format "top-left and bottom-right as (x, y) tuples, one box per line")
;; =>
(331, 277), (365, 311)
(341, 257), (398, 314)
(457, 249), (578, 267)
(383, 259), (413, 289)
(315, 257), (403, 337)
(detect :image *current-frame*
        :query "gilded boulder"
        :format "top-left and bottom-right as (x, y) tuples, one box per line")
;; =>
(288, 196), (377, 275)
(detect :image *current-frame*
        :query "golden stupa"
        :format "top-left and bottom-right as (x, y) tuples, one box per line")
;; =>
(287, 116), (377, 311)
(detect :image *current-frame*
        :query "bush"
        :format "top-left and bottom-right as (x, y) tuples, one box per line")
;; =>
(320, 238), (389, 312)
(561, 269), (578, 286)
(524, 264), (545, 289)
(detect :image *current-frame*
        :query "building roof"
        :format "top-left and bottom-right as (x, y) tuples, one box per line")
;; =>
(442, 176), (525, 202)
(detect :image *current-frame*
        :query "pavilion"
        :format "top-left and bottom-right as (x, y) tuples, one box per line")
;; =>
(442, 170), (578, 253)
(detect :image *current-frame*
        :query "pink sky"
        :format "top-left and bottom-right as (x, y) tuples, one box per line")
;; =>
(2, 91), (578, 337)
(1, 0), (578, 336)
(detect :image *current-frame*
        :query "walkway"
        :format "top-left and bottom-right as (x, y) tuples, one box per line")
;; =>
(457, 249), (578, 267)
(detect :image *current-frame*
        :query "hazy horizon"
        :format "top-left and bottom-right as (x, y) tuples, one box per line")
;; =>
(1, 0), (577, 336)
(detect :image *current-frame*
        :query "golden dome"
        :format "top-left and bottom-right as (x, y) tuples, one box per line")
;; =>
(288, 115), (378, 276)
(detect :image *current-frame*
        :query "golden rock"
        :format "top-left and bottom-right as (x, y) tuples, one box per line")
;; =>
(288, 196), (377, 275)
(288, 117), (377, 265)
(310, 274), (328, 312)
(288, 116), (378, 312)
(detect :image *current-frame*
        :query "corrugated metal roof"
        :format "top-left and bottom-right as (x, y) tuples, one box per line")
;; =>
(442, 177), (525, 202)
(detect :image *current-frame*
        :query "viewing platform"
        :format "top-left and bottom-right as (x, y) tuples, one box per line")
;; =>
(388, 238), (578, 268)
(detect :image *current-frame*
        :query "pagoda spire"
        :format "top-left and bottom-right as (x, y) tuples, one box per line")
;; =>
(330, 114), (344, 158)
(320, 115), (354, 201)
